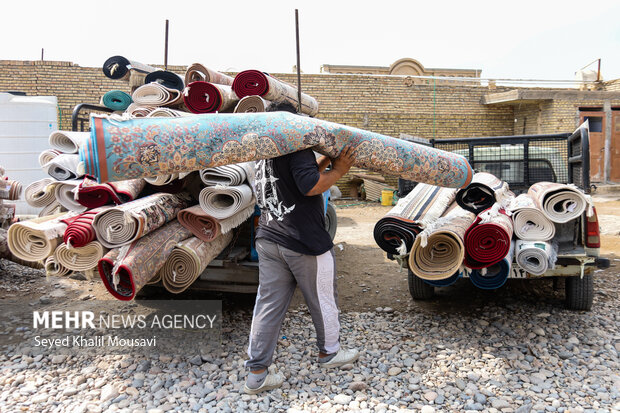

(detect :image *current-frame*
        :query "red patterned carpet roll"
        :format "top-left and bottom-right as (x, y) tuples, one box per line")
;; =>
(76, 176), (145, 209)
(183, 81), (239, 114)
(464, 205), (513, 269)
(61, 206), (111, 248)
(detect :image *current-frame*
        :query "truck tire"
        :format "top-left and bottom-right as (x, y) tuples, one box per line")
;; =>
(408, 269), (434, 300)
(565, 275), (593, 311)
(325, 202), (338, 241)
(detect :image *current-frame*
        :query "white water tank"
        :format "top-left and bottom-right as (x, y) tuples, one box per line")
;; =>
(0, 92), (58, 215)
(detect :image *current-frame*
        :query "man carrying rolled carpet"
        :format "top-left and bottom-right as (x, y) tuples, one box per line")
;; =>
(244, 101), (359, 394)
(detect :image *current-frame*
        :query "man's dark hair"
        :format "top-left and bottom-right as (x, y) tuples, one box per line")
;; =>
(266, 101), (298, 114)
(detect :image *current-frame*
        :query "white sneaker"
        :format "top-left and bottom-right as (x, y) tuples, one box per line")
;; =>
(243, 372), (284, 395)
(319, 348), (360, 368)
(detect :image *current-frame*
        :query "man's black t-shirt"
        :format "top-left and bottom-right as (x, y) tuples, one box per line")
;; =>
(254, 149), (333, 256)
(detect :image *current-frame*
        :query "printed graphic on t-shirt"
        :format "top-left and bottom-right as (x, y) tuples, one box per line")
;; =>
(255, 159), (295, 223)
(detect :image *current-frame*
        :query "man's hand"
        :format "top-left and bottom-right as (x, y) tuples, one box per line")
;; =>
(305, 145), (357, 196)
(332, 145), (356, 175)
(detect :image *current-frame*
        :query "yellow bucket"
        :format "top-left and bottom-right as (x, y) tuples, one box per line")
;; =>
(381, 189), (394, 206)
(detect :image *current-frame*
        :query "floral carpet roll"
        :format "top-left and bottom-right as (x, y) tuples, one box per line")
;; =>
(93, 192), (192, 248)
(374, 183), (457, 255)
(509, 194), (555, 241)
(158, 232), (233, 294)
(80, 112), (472, 188)
(528, 182), (589, 223)
(98, 220), (192, 300)
(76, 176), (145, 209)
(464, 205), (513, 269)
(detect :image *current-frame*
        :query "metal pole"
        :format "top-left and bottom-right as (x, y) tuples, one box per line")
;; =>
(41, 48), (44, 61)
(597, 58), (601, 82)
(295, 9), (302, 113)
(164, 20), (169, 71)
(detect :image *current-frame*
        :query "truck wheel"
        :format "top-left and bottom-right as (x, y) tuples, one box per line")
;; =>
(325, 202), (338, 241)
(408, 269), (434, 300)
(565, 275), (593, 311)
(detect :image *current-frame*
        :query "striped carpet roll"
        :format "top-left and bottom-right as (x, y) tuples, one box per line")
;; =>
(42, 154), (85, 181)
(464, 205), (514, 269)
(409, 205), (475, 280)
(199, 184), (255, 220)
(528, 182), (589, 223)
(76, 176), (145, 209)
(199, 163), (252, 187)
(456, 172), (511, 214)
(93, 192), (192, 248)
(145, 70), (184, 91)
(25, 178), (56, 208)
(132, 83), (183, 107)
(45, 255), (72, 277)
(39, 149), (61, 167)
(55, 241), (107, 272)
(509, 194), (555, 241)
(61, 207), (111, 248)
(423, 271), (462, 287)
(374, 183), (457, 255)
(52, 180), (87, 212)
(233, 96), (270, 113)
(7, 212), (75, 262)
(469, 241), (514, 289)
(515, 240), (558, 276)
(159, 232), (233, 294)
(184, 82), (239, 114)
(98, 220), (192, 300)
(48, 131), (90, 154)
(0, 179), (22, 200)
(184, 63), (234, 86)
(232, 70), (319, 116)
(101, 90), (133, 111)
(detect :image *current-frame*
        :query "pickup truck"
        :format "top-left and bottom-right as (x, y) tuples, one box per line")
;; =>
(397, 122), (610, 310)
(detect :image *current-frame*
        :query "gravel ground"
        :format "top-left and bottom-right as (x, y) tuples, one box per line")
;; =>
(0, 265), (618, 413)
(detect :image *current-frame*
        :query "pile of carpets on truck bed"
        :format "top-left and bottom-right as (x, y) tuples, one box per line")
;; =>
(374, 172), (593, 289)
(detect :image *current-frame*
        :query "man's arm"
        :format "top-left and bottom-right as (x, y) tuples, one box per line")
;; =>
(306, 146), (356, 196)
(316, 155), (331, 172)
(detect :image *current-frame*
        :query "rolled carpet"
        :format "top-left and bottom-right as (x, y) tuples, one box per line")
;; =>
(509, 194), (555, 241)
(374, 183), (457, 255)
(45, 255), (72, 277)
(528, 182), (588, 223)
(55, 241), (108, 272)
(125, 103), (156, 117)
(515, 240), (558, 276)
(80, 112), (472, 190)
(48, 131), (90, 154)
(183, 81), (239, 114)
(102, 56), (158, 81)
(38, 201), (66, 217)
(98, 220), (192, 300)
(469, 241), (515, 289)
(24, 178), (55, 208)
(464, 205), (514, 269)
(101, 90), (133, 111)
(408, 205), (475, 280)
(0, 179), (22, 200)
(144, 174), (179, 186)
(145, 70), (184, 91)
(199, 163), (253, 186)
(184, 63), (234, 86)
(147, 108), (191, 118)
(132, 83), (183, 107)
(233, 96), (270, 113)
(61, 206), (112, 248)
(159, 232), (233, 294)
(92, 192), (192, 248)
(423, 271), (462, 287)
(38, 149), (61, 167)
(198, 184), (255, 220)
(456, 172), (511, 214)
(178, 204), (255, 241)
(1, 228), (44, 268)
(7, 212), (75, 262)
(42, 154), (85, 180)
(76, 176), (145, 209)
(232, 70), (319, 116)
(52, 180), (87, 212)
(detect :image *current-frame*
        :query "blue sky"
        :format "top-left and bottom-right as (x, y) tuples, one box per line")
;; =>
(4, 0), (620, 81)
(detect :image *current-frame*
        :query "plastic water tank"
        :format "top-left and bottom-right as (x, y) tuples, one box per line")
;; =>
(0, 92), (58, 215)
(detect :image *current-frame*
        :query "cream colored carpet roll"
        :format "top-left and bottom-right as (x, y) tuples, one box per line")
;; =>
(409, 206), (475, 280)
(144, 174), (179, 186)
(125, 103), (156, 117)
(48, 131), (90, 154)
(528, 182), (589, 223)
(55, 241), (107, 272)
(515, 240), (558, 276)
(132, 83), (183, 107)
(45, 255), (72, 277)
(39, 201), (67, 217)
(233, 96), (270, 113)
(509, 194), (555, 241)
(52, 180), (87, 212)
(42, 154), (85, 181)
(7, 212), (75, 262)
(25, 178), (55, 207)
(93, 192), (192, 248)
(184, 63), (234, 86)
(199, 163), (253, 186)
(39, 149), (61, 167)
(198, 184), (255, 220)
(147, 108), (191, 118)
(159, 232), (233, 294)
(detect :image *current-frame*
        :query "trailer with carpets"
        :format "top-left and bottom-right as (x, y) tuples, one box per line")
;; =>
(389, 123), (609, 310)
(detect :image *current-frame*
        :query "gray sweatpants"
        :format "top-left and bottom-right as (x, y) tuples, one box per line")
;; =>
(246, 238), (340, 371)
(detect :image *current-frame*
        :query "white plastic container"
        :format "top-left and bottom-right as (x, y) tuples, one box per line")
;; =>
(0, 92), (58, 215)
